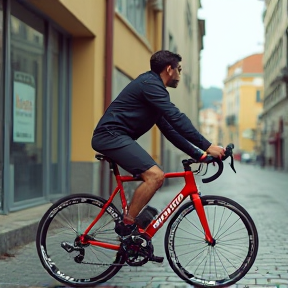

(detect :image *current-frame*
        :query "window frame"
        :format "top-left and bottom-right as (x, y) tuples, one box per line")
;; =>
(116, 0), (146, 36)
(1, 0), (71, 213)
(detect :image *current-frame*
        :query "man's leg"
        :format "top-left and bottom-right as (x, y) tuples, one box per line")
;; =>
(124, 165), (165, 224)
(93, 137), (163, 234)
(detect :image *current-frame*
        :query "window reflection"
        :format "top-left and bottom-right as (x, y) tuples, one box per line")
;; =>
(10, 14), (44, 202)
(0, 0), (3, 209)
(51, 29), (60, 194)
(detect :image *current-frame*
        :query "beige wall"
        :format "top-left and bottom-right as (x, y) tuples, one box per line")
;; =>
(114, 13), (153, 78)
(162, 0), (202, 171)
(113, 8), (163, 163)
(27, 0), (100, 37)
(262, 0), (288, 170)
(199, 108), (220, 144)
(27, 0), (107, 163)
(71, 38), (105, 162)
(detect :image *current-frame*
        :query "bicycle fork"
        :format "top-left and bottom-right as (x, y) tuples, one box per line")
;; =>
(191, 193), (215, 246)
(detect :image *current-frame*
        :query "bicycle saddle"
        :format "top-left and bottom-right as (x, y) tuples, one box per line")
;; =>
(95, 153), (113, 163)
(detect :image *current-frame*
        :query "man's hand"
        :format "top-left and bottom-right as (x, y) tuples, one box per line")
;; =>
(206, 145), (226, 159)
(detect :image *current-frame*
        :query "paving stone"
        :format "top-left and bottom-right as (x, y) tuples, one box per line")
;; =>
(0, 164), (287, 287)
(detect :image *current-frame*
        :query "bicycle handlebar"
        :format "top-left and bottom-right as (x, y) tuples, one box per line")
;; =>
(201, 157), (224, 183)
(182, 143), (236, 183)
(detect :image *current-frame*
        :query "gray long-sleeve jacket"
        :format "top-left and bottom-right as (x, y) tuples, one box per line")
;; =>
(93, 70), (211, 159)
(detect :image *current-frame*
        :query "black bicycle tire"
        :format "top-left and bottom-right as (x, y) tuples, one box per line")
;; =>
(164, 195), (259, 288)
(36, 193), (125, 287)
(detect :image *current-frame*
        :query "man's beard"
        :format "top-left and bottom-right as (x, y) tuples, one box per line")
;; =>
(167, 79), (179, 88)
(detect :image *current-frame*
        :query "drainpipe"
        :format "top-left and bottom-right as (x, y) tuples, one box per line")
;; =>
(100, 0), (114, 196)
(104, 0), (114, 110)
(160, 0), (166, 172)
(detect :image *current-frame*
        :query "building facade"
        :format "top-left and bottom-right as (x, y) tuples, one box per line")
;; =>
(199, 106), (222, 146)
(261, 0), (288, 170)
(222, 54), (264, 158)
(0, 0), (163, 214)
(161, 0), (204, 173)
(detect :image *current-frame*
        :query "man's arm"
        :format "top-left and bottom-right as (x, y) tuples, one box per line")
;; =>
(142, 80), (210, 150)
(157, 117), (226, 159)
(156, 117), (208, 160)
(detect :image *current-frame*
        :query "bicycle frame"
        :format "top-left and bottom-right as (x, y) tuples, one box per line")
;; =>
(80, 166), (214, 250)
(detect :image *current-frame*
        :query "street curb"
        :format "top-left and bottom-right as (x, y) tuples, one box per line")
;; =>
(0, 203), (52, 255)
(0, 221), (38, 255)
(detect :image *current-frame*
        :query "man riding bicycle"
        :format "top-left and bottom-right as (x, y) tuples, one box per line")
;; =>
(92, 50), (225, 237)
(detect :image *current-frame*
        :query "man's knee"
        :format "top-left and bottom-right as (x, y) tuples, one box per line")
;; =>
(142, 165), (165, 189)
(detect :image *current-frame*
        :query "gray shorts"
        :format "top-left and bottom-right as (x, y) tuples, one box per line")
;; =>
(92, 129), (158, 176)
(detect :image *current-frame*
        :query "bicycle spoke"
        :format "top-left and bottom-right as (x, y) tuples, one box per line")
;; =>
(175, 228), (204, 240)
(214, 248), (230, 277)
(174, 237), (205, 245)
(216, 246), (241, 271)
(165, 196), (258, 287)
(216, 218), (242, 239)
(213, 209), (234, 239)
(183, 214), (205, 236)
(215, 245), (246, 260)
(36, 194), (124, 286)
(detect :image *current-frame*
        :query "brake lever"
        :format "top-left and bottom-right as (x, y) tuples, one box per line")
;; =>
(192, 163), (203, 174)
(202, 163), (208, 176)
(229, 155), (236, 173)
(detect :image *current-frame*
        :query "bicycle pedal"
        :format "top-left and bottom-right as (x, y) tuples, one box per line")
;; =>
(149, 255), (164, 263)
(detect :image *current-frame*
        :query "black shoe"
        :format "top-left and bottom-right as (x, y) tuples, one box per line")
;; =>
(115, 221), (137, 237)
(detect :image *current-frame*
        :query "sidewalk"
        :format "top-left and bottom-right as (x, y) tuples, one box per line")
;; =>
(0, 179), (185, 256)
(0, 203), (52, 255)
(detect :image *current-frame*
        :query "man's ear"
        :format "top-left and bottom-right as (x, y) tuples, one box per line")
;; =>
(166, 65), (173, 75)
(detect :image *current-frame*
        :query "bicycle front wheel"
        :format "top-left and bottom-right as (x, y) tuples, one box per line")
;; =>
(165, 195), (258, 288)
(36, 194), (125, 287)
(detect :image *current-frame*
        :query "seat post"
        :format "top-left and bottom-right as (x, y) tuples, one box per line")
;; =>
(95, 153), (120, 177)
(111, 161), (120, 176)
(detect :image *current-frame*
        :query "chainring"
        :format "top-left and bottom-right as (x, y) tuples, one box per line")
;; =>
(121, 234), (154, 267)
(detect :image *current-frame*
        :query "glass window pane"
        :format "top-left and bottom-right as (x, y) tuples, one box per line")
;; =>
(0, 0), (3, 209)
(10, 12), (44, 202)
(50, 29), (60, 194)
(116, 0), (145, 36)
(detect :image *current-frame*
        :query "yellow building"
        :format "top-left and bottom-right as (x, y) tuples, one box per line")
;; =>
(222, 54), (264, 158)
(0, 0), (163, 213)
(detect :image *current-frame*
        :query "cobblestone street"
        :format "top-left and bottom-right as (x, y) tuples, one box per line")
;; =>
(0, 162), (287, 288)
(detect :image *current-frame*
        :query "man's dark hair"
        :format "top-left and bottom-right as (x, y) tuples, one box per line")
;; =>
(150, 50), (182, 74)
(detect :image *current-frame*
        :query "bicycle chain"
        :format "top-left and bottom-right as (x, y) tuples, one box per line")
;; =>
(80, 261), (128, 266)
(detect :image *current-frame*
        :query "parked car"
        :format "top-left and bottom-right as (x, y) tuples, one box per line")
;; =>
(241, 152), (253, 163)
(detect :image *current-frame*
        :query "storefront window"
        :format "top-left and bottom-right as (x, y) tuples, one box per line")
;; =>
(51, 29), (60, 194)
(0, 0), (3, 210)
(10, 4), (45, 202)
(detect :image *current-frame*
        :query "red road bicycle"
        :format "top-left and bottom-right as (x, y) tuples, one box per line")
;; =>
(36, 143), (259, 287)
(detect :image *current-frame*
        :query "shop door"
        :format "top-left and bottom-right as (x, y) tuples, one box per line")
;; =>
(10, 3), (45, 202)
(0, 0), (3, 211)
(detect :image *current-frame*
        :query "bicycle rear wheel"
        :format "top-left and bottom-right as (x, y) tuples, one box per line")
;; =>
(36, 194), (124, 287)
(165, 195), (258, 288)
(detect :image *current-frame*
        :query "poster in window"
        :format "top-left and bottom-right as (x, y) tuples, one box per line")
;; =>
(13, 71), (36, 143)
